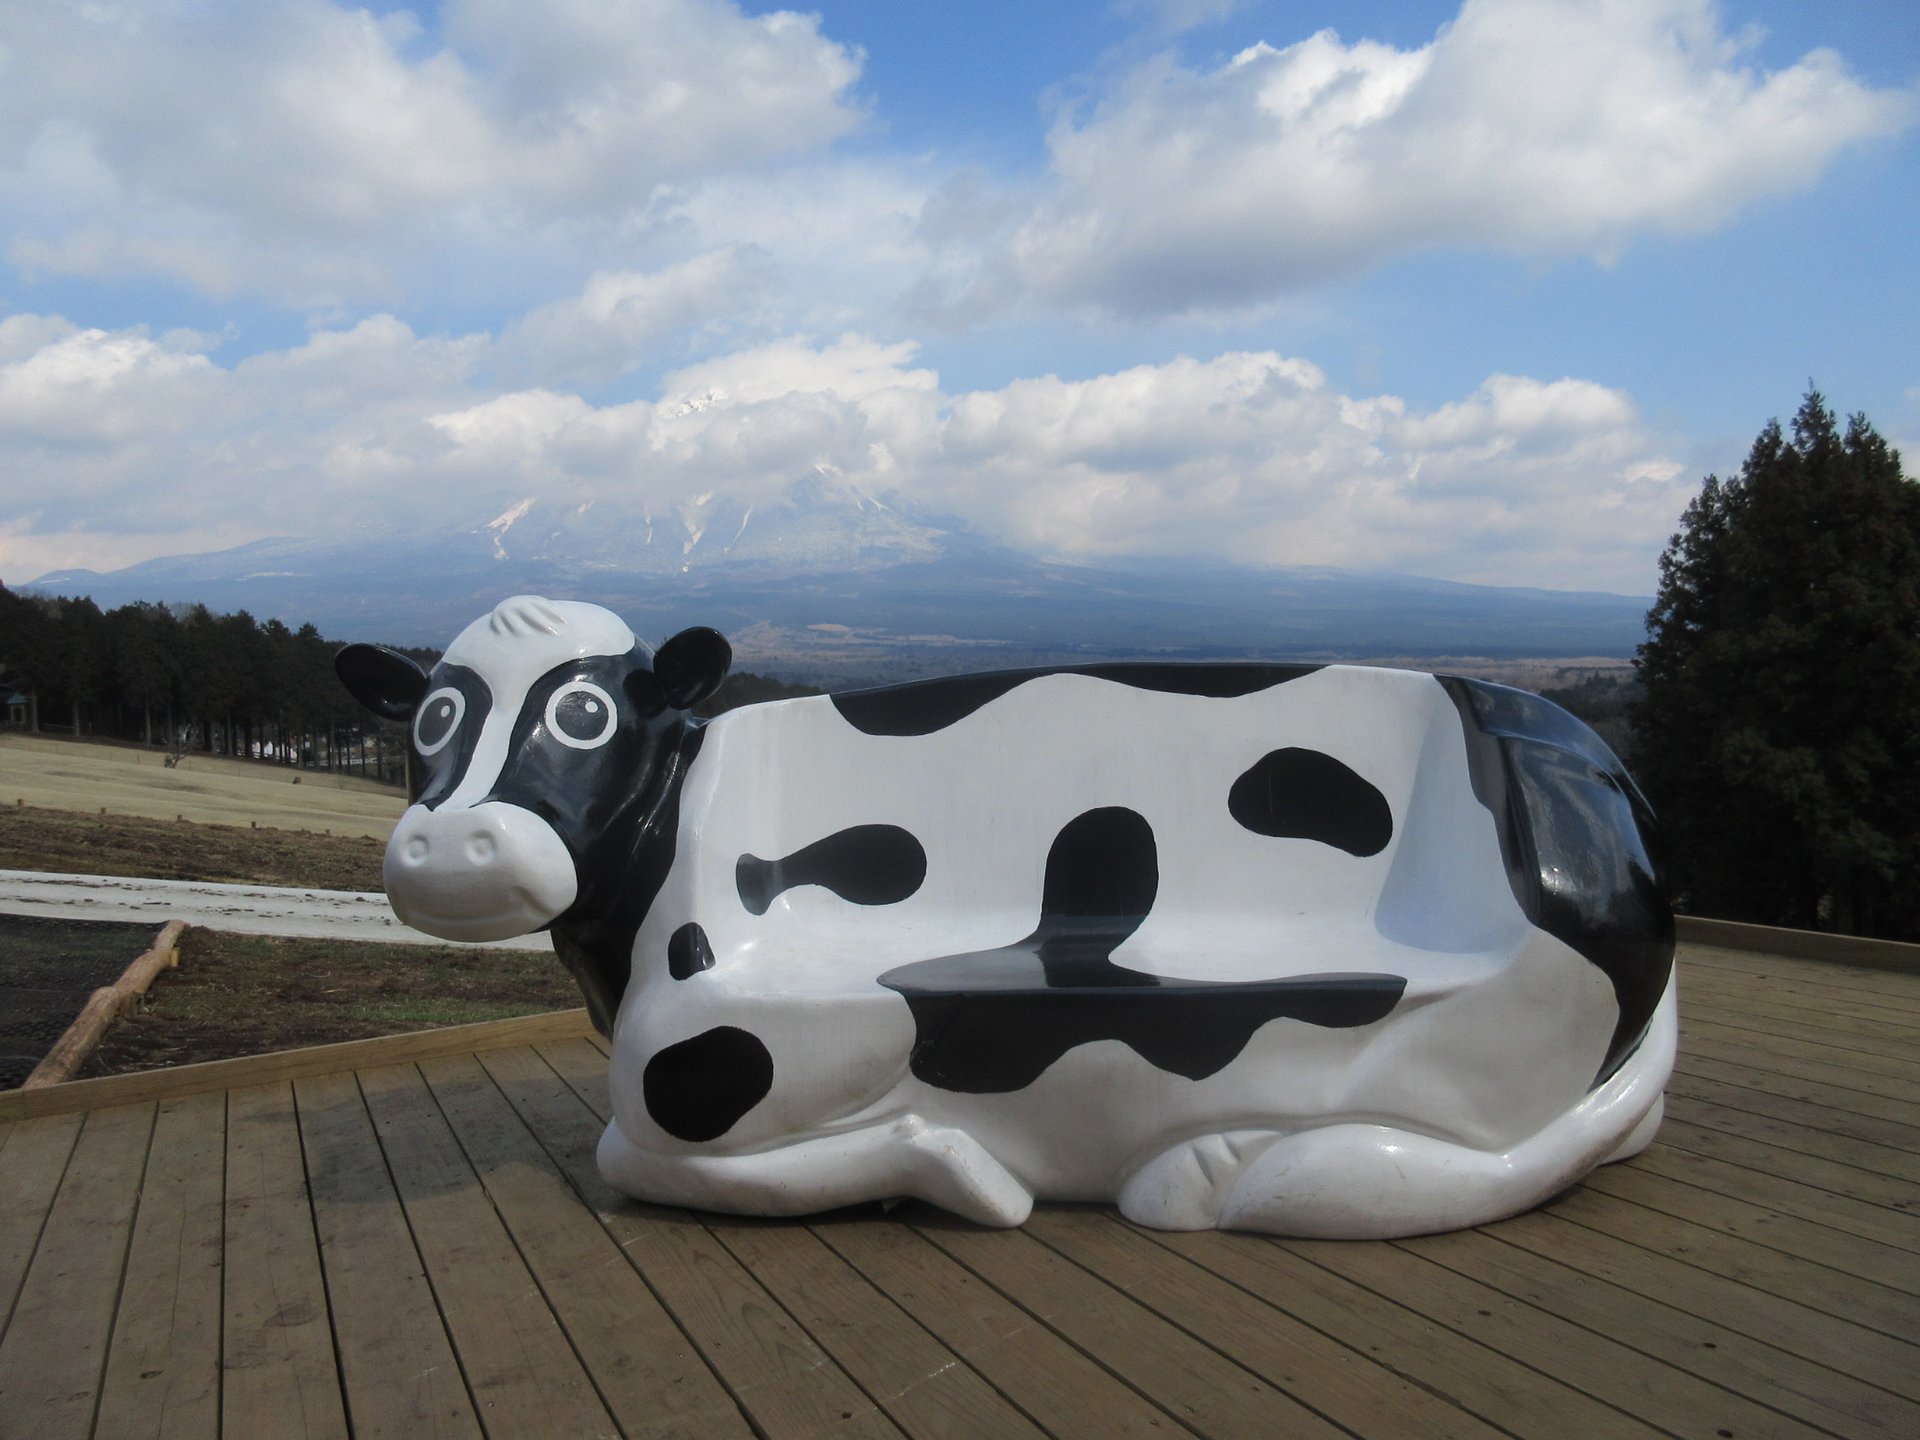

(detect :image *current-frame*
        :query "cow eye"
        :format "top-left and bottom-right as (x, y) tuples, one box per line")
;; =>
(546, 681), (618, 749)
(414, 688), (465, 756)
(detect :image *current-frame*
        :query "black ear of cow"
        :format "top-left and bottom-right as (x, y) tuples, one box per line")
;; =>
(654, 626), (732, 710)
(335, 643), (430, 721)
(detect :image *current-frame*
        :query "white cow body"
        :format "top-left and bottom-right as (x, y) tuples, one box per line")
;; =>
(599, 664), (1675, 1237)
(340, 596), (1675, 1238)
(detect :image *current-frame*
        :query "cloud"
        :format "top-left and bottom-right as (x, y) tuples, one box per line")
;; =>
(0, 316), (1694, 594)
(931, 0), (1914, 316)
(496, 248), (777, 388)
(0, 0), (863, 305)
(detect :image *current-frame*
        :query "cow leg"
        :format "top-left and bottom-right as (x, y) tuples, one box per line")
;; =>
(597, 1113), (1034, 1227)
(1122, 973), (1679, 1238)
(1117, 1130), (1288, 1230)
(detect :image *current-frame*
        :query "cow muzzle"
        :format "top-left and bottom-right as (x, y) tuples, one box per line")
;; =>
(384, 801), (579, 943)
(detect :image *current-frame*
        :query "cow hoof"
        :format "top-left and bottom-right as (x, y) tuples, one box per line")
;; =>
(1117, 1130), (1283, 1230)
(899, 1118), (1034, 1226)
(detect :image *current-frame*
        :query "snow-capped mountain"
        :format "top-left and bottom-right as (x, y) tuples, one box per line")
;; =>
(24, 475), (1653, 672)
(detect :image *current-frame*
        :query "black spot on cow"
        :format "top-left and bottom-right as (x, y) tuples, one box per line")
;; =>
(668, 922), (714, 980)
(643, 1026), (775, 1142)
(831, 663), (1319, 737)
(736, 825), (927, 916)
(1439, 676), (1674, 1086)
(880, 806), (1405, 1092)
(1229, 748), (1393, 858)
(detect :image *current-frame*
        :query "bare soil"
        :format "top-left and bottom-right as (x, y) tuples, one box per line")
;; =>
(2, 800), (580, 1082)
(77, 926), (579, 1079)
(0, 802), (387, 891)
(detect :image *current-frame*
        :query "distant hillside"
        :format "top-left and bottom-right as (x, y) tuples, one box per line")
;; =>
(27, 482), (1653, 678)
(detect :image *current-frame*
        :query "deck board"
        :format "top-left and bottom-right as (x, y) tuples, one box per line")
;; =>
(220, 1082), (348, 1440)
(293, 1070), (481, 1439)
(94, 1092), (225, 1440)
(1, 940), (1915, 1439)
(0, 1103), (154, 1440)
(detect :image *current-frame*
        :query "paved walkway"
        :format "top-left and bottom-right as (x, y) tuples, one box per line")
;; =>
(0, 870), (552, 951)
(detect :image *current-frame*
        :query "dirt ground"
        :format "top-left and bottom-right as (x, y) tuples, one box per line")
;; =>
(0, 802), (389, 891)
(1, 735), (583, 1080)
(78, 926), (579, 1079)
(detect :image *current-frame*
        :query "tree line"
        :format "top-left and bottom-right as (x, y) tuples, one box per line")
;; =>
(1634, 390), (1919, 942)
(0, 587), (433, 784)
(0, 586), (820, 788)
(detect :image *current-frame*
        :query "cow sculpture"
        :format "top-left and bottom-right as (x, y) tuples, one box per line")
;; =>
(337, 594), (1676, 1238)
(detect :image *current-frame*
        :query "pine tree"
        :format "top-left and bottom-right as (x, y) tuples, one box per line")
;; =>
(1634, 391), (1920, 938)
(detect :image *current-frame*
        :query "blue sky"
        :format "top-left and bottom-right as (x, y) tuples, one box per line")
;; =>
(1, 0), (1914, 594)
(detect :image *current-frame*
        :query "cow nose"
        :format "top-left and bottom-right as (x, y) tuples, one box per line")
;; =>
(384, 801), (579, 943)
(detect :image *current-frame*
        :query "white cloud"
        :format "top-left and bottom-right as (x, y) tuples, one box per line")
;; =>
(0, 316), (1696, 594)
(934, 0), (1915, 315)
(0, 0), (863, 305)
(497, 248), (777, 388)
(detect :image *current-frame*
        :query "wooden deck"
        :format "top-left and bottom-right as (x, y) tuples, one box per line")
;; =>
(1, 940), (1916, 1440)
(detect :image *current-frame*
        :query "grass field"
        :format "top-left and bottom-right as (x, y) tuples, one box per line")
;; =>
(0, 732), (405, 838)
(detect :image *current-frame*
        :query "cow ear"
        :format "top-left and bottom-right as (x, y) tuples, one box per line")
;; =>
(335, 643), (430, 721)
(653, 626), (732, 710)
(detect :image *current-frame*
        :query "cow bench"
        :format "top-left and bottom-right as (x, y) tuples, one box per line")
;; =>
(339, 595), (1676, 1239)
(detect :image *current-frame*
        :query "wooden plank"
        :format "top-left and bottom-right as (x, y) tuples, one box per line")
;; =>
(1677, 1028), (1920, 1107)
(1678, 1017), (1920, 1099)
(1677, 959), (1920, 1019)
(1150, 1226), (1663, 1440)
(1488, 1200), (1920, 1403)
(482, 1043), (905, 1440)
(1665, 1068), (1920, 1156)
(354, 1062), (618, 1439)
(1542, 1182), (1916, 1339)
(418, 1051), (753, 1440)
(1681, 1013), (1920, 1082)
(1673, 1050), (1920, 1127)
(0, 1103), (155, 1440)
(1664, 1091), (1920, 1185)
(1680, 992), (1920, 1051)
(1655, 1115), (1918, 1213)
(914, 1214), (1348, 1440)
(0, 1112), (81, 1343)
(1027, 1208), (1506, 1440)
(0, 1009), (594, 1122)
(293, 1069), (482, 1439)
(1403, 1222), (1920, 1440)
(713, 1216), (1049, 1440)
(1674, 936), (1920, 983)
(220, 1081), (348, 1440)
(1579, 1157), (1920, 1296)
(1678, 943), (1920, 990)
(95, 1092), (226, 1440)
(1283, 1233), (1837, 1440)
(1678, 970), (1920, 1029)
(1628, 1141), (1920, 1254)
(814, 1214), (1187, 1439)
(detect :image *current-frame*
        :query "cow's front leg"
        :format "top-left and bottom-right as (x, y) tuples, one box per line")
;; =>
(597, 1113), (1034, 1227)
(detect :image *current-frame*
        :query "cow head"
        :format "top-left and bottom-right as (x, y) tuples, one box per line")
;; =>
(336, 596), (729, 954)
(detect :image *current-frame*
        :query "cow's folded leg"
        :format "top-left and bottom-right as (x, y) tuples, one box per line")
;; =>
(598, 1114), (1034, 1227)
(1117, 1129), (1286, 1230)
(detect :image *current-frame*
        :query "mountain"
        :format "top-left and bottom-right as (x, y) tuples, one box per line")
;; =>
(25, 479), (1652, 680)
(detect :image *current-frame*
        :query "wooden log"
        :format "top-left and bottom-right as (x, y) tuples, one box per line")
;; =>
(22, 920), (186, 1090)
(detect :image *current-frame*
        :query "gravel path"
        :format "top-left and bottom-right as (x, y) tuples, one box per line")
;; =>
(0, 869), (552, 951)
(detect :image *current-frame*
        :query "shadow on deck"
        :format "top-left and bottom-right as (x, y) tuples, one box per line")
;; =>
(1, 942), (1915, 1439)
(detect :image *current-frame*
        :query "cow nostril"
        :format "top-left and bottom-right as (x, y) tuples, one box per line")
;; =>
(405, 837), (429, 864)
(465, 834), (496, 865)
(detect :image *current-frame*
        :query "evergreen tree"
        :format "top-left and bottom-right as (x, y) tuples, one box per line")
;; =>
(1634, 391), (1920, 939)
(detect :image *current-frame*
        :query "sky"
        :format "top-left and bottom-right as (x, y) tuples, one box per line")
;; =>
(1, 0), (1914, 596)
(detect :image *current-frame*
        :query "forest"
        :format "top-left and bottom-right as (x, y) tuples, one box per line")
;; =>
(0, 585), (815, 787)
